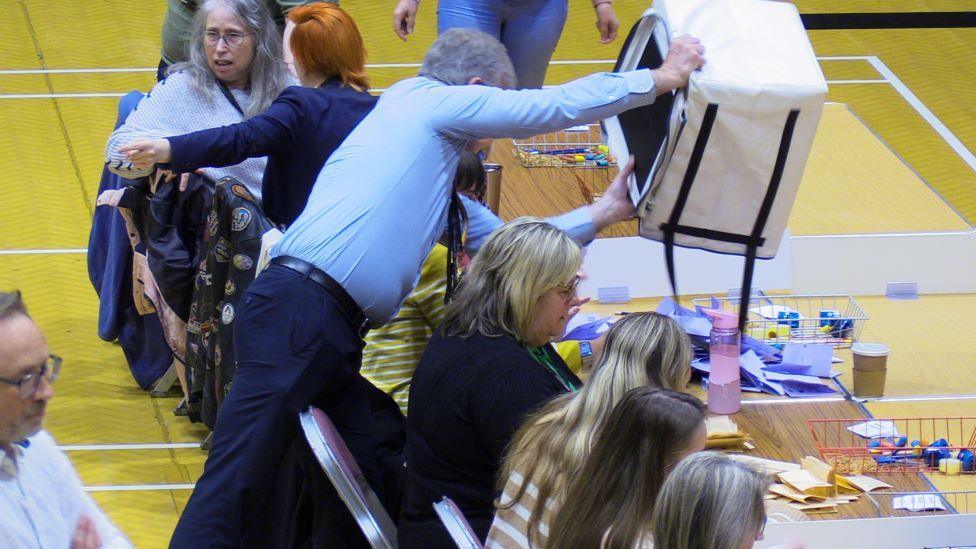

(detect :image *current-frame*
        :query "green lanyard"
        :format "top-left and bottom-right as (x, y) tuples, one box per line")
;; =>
(526, 345), (578, 393)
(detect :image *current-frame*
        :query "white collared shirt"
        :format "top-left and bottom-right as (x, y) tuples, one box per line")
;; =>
(0, 430), (131, 548)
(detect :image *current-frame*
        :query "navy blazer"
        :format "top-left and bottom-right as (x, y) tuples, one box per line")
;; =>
(167, 79), (377, 227)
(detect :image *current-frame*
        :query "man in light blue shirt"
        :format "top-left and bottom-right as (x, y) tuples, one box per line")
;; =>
(173, 28), (704, 547)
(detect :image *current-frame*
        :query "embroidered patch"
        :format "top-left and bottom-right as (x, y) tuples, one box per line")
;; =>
(221, 302), (235, 325)
(233, 254), (253, 271)
(231, 184), (255, 203)
(231, 207), (252, 232)
(214, 238), (232, 262)
(224, 279), (236, 296)
(207, 210), (219, 236)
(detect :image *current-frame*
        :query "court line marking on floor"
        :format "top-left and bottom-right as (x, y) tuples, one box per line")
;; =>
(0, 79), (886, 100)
(0, 56), (880, 75)
(83, 483), (195, 492)
(0, 248), (88, 255)
(861, 394), (976, 404)
(741, 396), (847, 405)
(0, 60), (621, 75)
(60, 443), (201, 451)
(865, 55), (976, 173)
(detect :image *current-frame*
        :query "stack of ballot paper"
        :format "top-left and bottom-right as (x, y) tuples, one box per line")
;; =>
(765, 456), (892, 514)
(705, 416), (753, 450)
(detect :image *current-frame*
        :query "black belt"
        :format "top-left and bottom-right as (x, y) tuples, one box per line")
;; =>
(269, 256), (371, 339)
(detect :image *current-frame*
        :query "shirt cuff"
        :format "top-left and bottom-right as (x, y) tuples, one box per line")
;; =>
(615, 68), (656, 96)
(548, 205), (597, 246)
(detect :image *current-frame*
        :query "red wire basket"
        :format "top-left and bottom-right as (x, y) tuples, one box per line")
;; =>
(807, 417), (976, 474)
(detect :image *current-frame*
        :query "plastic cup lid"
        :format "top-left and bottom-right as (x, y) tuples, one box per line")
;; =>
(852, 342), (889, 357)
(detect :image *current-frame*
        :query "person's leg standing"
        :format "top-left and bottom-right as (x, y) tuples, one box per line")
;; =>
(437, 0), (502, 40)
(500, 0), (568, 89)
(170, 265), (365, 547)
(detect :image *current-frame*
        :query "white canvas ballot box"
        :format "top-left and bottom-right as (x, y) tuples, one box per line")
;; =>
(604, 0), (826, 261)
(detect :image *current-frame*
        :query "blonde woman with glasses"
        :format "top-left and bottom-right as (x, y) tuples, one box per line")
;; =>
(652, 451), (773, 549)
(487, 312), (694, 548)
(400, 218), (586, 547)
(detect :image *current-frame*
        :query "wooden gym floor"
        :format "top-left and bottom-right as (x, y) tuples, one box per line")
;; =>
(1, 0), (975, 545)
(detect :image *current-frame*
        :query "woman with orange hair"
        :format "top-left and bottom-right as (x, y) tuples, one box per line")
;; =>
(119, 3), (376, 228)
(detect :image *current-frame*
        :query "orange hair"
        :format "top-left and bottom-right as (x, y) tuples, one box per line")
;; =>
(288, 3), (369, 91)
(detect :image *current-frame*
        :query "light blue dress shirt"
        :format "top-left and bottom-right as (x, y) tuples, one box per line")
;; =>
(0, 431), (130, 548)
(275, 70), (657, 324)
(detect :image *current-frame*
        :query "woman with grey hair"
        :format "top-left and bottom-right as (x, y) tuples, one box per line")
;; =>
(105, 0), (290, 199)
(652, 451), (772, 549)
(399, 217), (585, 546)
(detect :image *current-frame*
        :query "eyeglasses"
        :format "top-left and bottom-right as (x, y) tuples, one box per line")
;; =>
(0, 354), (61, 399)
(204, 30), (250, 49)
(555, 274), (582, 298)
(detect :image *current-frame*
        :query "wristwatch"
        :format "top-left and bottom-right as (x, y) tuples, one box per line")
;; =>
(579, 340), (593, 370)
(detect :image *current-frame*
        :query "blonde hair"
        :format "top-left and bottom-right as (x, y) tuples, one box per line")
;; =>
(545, 388), (707, 549)
(651, 452), (770, 549)
(497, 312), (693, 547)
(441, 218), (580, 342)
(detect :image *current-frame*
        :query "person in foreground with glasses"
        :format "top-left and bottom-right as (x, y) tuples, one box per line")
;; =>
(0, 291), (131, 548)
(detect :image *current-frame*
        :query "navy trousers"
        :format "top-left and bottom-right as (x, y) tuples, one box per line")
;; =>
(171, 265), (381, 548)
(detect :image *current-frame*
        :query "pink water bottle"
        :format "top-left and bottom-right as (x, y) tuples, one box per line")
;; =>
(703, 308), (741, 415)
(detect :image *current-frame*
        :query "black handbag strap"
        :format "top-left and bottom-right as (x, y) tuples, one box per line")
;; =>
(659, 106), (800, 331)
(216, 81), (245, 116)
(660, 103), (719, 308)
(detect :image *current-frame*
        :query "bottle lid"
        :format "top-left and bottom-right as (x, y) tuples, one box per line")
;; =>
(702, 308), (737, 329)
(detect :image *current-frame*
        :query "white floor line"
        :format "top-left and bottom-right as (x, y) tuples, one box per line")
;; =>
(84, 483), (195, 492)
(859, 394), (976, 404)
(0, 248), (88, 255)
(740, 396), (847, 405)
(0, 60), (621, 75)
(0, 92), (125, 99)
(867, 55), (976, 173)
(60, 443), (201, 451)
(817, 56), (872, 61)
(0, 57), (872, 75)
(0, 68), (156, 75)
(828, 79), (888, 84)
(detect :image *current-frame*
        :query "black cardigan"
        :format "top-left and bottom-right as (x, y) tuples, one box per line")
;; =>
(398, 330), (580, 548)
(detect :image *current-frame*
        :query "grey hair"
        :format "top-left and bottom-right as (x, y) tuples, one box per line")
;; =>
(652, 452), (770, 549)
(169, 0), (289, 117)
(419, 28), (517, 88)
(0, 291), (29, 321)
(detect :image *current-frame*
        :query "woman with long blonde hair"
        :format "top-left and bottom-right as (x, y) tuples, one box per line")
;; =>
(544, 387), (707, 548)
(487, 312), (693, 548)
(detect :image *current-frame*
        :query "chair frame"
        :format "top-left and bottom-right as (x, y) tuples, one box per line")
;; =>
(298, 407), (399, 549)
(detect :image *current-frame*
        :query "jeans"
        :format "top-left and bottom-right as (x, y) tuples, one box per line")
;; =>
(438, 0), (568, 89)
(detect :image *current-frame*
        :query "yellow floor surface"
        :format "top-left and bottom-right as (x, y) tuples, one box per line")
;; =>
(789, 103), (970, 235)
(3, 0), (976, 545)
